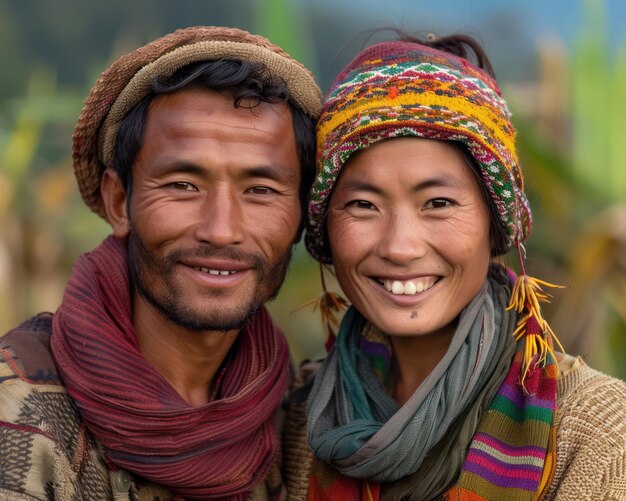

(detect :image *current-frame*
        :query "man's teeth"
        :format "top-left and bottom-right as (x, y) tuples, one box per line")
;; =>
(194, 267), (237, 275)
(382, 278), (435, 295)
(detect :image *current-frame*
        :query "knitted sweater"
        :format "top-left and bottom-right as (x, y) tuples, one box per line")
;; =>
(283, 355), (626, 500)
(0, 314), (281, 501)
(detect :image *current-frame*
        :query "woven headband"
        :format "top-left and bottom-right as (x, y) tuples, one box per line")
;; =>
(305, 40), (531, 263)
(73, 26), (322, 218)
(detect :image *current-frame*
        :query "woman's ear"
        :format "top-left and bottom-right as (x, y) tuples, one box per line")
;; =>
(100, 168), (130, 238)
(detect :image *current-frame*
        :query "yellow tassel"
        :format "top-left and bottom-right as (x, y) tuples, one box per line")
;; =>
(506, 273), (565, 387)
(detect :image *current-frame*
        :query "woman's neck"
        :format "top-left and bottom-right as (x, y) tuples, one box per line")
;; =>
(389, 324), (455, 405)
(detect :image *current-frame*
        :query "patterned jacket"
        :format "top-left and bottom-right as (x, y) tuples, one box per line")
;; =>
(0, 314), (281, 501)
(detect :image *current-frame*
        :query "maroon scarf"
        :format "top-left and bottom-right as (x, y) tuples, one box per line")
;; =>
(51, 236), (290, 499)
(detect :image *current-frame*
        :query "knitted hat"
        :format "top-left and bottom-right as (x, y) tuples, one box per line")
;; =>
(72, 26), (323, 218)
(305, 39), (531, 263)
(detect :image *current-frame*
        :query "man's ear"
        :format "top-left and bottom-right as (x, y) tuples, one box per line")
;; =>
(100, 168), (130, 238)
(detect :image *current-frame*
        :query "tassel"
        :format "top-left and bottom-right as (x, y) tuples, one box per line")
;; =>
(363, 481), (380, 501)
(296, 265), (348, 351)
(506, 245), (565, 389)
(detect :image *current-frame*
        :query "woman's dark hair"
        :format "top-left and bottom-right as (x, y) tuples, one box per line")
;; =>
(114, 59), (315, 220)
(454, 143), (510, 256)
(397, 31), (496, 79)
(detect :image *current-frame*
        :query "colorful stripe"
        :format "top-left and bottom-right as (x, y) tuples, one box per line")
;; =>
(497, 381), (557, 410)
(472, 433), (546, 463)
(490, 394), (554, 424)
(445, 352), (558, 500)
(464, 460), (541, 490)
(466, 449), (543, 478)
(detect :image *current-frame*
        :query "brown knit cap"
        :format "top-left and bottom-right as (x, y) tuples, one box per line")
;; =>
(72, 26), (323, 218)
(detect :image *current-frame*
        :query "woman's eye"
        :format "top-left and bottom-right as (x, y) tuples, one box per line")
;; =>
(170, 181), (197, 191)
(248, 186), (274, 195)
(348, 200), (375, 210)
(424, 198), (453, 209)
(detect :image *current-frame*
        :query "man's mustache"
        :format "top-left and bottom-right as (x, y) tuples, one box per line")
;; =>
(164, 246), (266, 271)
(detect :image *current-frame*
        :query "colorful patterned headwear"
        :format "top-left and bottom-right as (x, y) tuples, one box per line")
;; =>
(305, 39), (531, 263)
(73, 26), (322, 219)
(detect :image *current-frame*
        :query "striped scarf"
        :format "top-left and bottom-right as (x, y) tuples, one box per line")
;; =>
(51, 235), (290, 500)
(445, 352), (558, 500)
(308, 274), (557, 501)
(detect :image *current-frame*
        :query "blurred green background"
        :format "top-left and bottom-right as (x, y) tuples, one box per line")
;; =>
(0, 0), (624, 378)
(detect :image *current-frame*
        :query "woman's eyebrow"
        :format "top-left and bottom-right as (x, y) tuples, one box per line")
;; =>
(339, 177), (463, 194)
(410, 177), (464, 191)
(337, 180), (385, 195)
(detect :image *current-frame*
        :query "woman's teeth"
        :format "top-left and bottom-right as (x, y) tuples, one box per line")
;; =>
(381, 278), (436, 295)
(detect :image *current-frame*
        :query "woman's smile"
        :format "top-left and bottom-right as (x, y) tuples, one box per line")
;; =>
(375, 276), (439, 295)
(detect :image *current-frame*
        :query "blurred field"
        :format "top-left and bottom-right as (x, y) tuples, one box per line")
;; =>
(0, 0), (624, 378)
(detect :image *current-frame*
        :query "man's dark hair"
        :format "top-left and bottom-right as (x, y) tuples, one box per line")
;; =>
(114, 59), (315, 222)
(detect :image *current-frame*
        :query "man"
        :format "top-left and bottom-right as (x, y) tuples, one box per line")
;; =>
(0, 26), (321, 500)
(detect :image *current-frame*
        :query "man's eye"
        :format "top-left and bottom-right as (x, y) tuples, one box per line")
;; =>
(424, 198), (453, 209)
(248, 186), (274, 195)
(170, 182), (196, 191)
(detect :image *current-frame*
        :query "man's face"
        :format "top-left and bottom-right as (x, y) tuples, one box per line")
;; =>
(124, 88), (301, 332)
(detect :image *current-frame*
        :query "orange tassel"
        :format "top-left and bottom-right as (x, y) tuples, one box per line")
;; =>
(296, 265), (348, 351)
(506, 247), (565, 388)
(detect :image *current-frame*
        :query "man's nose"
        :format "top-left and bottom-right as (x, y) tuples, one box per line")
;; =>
(193, 188), (245, 247)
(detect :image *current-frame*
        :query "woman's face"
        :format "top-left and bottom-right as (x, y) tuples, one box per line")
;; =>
(327, 137), (491, 339)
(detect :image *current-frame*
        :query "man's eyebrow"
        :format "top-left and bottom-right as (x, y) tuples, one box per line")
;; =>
(151, 162), (206, 177)
(239, 165), (300, 183)
(150, 162), (296, 182)
(241, 165), (295, 181)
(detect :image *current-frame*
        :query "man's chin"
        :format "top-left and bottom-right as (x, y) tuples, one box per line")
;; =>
(162, 299), (261, 333)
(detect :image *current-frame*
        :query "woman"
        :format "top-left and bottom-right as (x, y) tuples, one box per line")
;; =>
(283, 34), (626, 500)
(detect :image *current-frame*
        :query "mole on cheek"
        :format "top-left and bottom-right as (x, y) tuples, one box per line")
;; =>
(410, 311), (417, 319)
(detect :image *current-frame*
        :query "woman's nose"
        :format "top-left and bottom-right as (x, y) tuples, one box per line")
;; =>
(376, 212), (427, 265)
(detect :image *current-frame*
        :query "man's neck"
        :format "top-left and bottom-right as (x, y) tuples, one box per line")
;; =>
(132, 296), (239, 407)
